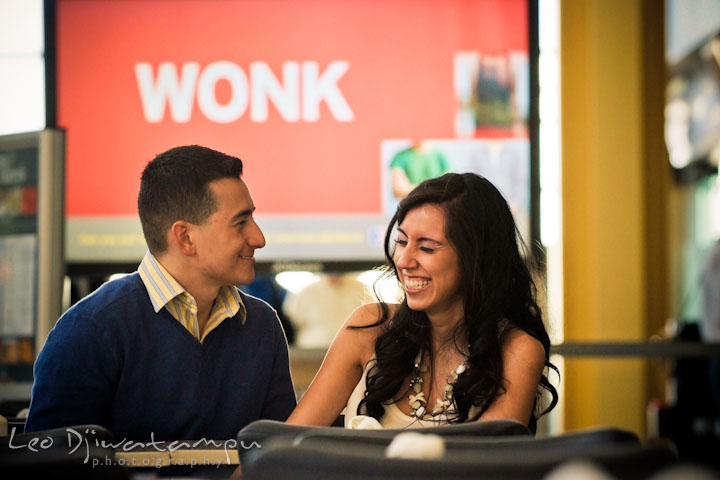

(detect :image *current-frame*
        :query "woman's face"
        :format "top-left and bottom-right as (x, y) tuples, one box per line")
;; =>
(393, 203), (463, 323)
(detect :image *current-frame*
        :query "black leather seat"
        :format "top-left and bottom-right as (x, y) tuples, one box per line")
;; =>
(295, 425), (640, 453)
(241, 433), (677, 480)
(236, 418), (531, 462)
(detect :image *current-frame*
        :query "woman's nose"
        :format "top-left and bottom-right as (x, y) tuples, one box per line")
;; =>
(394, 246), (416, 269)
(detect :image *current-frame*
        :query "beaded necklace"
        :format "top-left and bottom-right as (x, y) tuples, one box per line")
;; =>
(408, 350), (469, 420)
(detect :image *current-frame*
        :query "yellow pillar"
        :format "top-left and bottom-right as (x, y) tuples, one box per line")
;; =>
(560, 0), (667, 436)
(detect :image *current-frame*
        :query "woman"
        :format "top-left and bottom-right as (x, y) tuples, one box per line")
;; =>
(287, 173), (558, 430)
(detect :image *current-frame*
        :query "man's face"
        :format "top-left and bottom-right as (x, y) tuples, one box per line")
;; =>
(191, 177), (265, 287)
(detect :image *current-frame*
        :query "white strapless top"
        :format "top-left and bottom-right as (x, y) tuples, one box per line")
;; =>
(344, 358), (480, 429)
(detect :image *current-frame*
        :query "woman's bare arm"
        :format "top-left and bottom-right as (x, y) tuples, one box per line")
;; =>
(286, 303), (383, 426)
(477, 328), (546, 425)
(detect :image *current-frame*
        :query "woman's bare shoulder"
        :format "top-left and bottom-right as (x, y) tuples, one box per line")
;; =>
(500, 327), (546, 369)
(340, 302), (399, 364)
(344, 302), (399, 327)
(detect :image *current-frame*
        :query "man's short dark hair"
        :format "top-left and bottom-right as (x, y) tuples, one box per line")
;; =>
(137, 145), (243, 254)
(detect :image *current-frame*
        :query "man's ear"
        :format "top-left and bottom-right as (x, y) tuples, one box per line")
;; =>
(169, 220), (196, 256)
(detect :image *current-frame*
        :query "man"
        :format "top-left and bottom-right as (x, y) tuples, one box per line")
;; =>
(25, 145), (296, 441)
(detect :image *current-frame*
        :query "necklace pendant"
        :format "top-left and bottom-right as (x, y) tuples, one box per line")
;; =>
(430, 400), (445, 416)
(407, 349), (468, 422)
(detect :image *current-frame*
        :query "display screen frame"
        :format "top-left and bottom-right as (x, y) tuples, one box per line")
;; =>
(53, 0), (541, 267)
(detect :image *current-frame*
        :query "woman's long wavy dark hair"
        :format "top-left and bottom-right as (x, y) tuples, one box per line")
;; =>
(356, 173), (558, 431)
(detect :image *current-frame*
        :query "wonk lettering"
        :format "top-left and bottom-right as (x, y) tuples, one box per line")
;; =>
(135, 61), (354, 124)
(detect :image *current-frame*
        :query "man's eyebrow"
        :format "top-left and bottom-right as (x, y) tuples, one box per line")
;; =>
(231, 207), (255, 222)
(396, 227), (442, 245)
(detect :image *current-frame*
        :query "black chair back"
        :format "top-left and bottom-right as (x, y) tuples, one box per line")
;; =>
(242, 435), (677, 480)
(236, 419), (531, 462)
(295, 425), (639, 453)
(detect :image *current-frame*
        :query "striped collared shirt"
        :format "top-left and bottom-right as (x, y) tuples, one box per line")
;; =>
(138, 251), (246, 342)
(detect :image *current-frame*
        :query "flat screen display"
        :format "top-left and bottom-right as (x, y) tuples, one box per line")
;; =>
(57, 0), (532, 263)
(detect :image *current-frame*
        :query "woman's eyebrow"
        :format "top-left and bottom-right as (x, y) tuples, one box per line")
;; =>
(396, 227), (442, 245)
(417, 237), (443, 245)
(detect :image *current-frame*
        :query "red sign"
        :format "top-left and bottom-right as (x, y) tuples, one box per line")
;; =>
(58, 0), (528, 217)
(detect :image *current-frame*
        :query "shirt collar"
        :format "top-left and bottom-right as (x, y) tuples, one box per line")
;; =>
(138, 251), (246, 324)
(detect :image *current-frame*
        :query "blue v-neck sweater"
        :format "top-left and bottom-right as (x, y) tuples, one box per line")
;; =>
(26, 273), (296, 442)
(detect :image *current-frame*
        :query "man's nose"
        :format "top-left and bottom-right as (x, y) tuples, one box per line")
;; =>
(248, 220), (266, 249)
